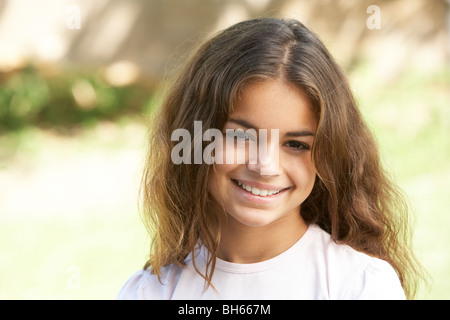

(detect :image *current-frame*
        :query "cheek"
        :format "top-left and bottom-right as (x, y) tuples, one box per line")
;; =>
(213, 138), (250, 165)
(207, 170), (221, 206)
(207, 163), (235, 204)
(211, 162), (239, 177)
(287, 156), (317, 190)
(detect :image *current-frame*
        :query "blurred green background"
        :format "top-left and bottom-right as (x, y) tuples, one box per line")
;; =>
(0, 0), (449, 299)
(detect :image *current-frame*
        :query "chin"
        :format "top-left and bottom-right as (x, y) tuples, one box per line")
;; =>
(224, 205), (283, 228)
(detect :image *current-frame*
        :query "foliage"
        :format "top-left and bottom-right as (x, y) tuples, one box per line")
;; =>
(0, 65), (155, 133)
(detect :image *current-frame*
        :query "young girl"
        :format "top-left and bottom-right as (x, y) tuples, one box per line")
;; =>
(118, 17), (423, 299)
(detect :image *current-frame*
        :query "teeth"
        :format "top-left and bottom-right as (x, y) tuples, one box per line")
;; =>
(235, 180), (281, 197)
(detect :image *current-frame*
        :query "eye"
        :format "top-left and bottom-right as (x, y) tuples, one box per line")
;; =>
(234, 130), (248, 140)
(225, 129), (256, 142)
(284, 140), (310, 151)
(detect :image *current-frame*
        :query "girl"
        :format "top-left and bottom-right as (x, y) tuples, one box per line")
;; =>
(118, 17), (423, 299)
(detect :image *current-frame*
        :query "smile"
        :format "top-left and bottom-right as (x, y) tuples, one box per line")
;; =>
(232, 179), (286, 197)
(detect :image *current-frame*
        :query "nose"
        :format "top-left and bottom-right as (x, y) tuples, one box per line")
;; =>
(247, 129), (280, 176)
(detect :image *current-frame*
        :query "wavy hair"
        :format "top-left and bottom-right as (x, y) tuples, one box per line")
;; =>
(140, 17), (424, 299)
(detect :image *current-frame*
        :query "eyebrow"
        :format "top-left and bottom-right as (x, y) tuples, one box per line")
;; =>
(228, 118), (315, 137)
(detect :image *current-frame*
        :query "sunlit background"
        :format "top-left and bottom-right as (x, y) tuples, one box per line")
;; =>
(0, 0), (448, 299)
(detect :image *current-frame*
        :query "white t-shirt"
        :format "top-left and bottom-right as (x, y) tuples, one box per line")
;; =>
(117, 224), (406, 300)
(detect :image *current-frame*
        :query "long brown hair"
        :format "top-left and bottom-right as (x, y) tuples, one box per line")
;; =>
(140, 17), (424, 298)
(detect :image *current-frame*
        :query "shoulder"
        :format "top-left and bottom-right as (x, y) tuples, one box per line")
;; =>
(307, 225), (406, 300)
(340, 257), (406, 300)
(116, 265), (183, 300)
(116, 269), (161, 300)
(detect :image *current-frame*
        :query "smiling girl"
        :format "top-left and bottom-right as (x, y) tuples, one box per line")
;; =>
(118, 18), (423, 299)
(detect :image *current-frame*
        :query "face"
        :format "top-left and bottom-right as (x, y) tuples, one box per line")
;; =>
(208, 78), (318, 227)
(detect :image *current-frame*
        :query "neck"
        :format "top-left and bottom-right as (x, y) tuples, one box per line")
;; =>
(217, 209), (308, 264)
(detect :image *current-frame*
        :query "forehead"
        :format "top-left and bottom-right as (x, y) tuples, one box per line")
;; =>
(231, 79), (317, 133)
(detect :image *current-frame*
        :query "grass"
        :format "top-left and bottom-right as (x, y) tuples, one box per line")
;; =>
(0, 120), (150, 299)
(352, 65), (450, 299)
(0, 65), (448, 299)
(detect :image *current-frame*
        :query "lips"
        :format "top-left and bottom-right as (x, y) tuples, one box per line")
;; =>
(231, 179), (288, 197)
